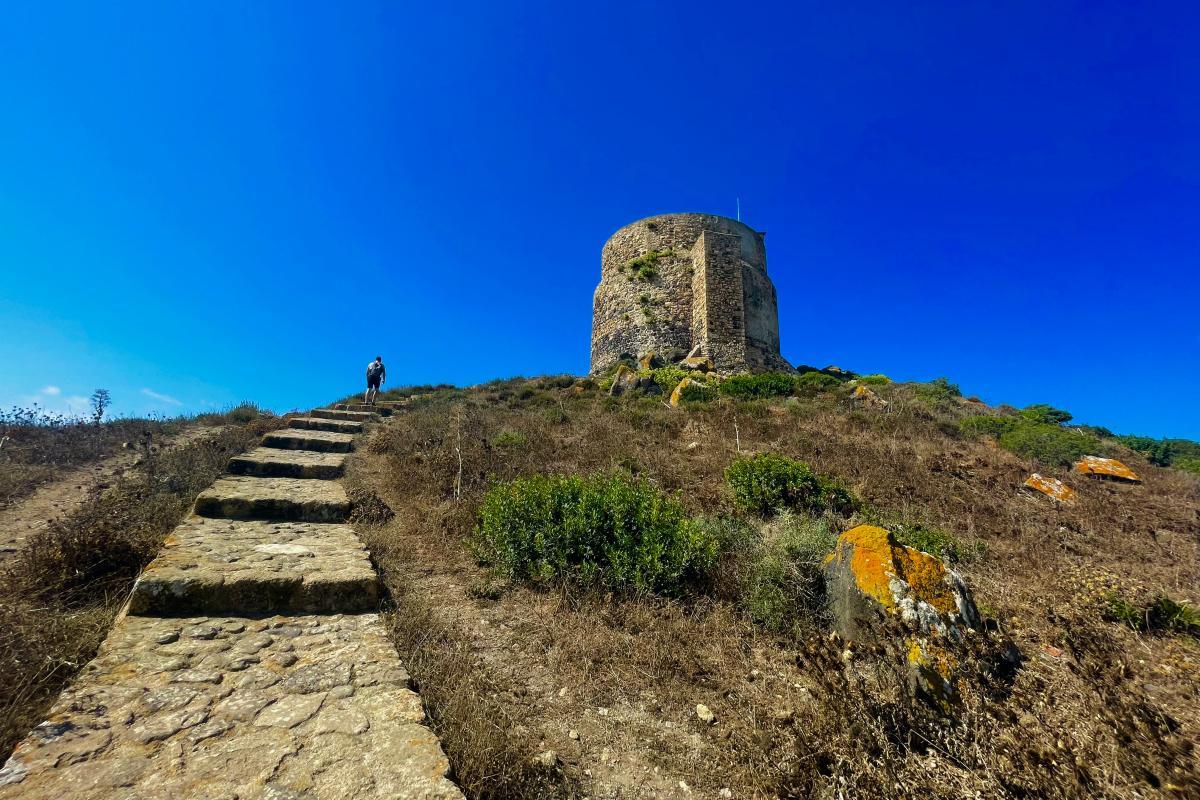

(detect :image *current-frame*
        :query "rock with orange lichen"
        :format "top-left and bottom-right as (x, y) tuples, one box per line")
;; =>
(1073, 455), (1140, 483)
(824, 525), (982, 704)
(1024, 473), (1075, 503)
(849, 384), (889, 411)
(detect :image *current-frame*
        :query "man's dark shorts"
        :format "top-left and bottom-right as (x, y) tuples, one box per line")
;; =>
(368, 376), (381, 390)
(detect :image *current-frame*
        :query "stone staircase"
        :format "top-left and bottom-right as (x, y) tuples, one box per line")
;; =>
(0, 406), (463, 799)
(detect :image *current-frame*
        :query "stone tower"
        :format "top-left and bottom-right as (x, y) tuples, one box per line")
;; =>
(590, 213), (791, 375)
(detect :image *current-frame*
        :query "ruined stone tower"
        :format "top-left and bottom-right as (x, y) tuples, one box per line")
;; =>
(590, 213), (791, 375)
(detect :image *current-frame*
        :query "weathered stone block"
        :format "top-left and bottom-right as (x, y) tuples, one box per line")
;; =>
(310, 409), (375, 422)
(227, 447), (348, 479)
(129, 517), (379, 615)
(288, 417), (364, 434)
(262, 429), (355, 453)
(194, 476), (350, 523)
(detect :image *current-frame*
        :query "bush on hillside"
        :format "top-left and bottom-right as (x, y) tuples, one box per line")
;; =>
(676, 379), (715, 404)
(1019, 404), (1073, 425)
(473, 473), (717, 595)
(642, 366), (689, 395)
(958, 415), (1019, 439)
(857, 374), (891, 386)
(741, 512), (838, 634)
(914, 377), (962, 405)
(1175, 457), (1200, 477)
(794, 371), (841, 397)
(1114, 435), (1200, 468)
(719, 372), (799, 400)
(999, 423), (1099, 467)
(725, 453), (857, 516)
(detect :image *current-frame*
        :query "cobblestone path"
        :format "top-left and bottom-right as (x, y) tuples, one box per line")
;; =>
(0, 407), (463, 799)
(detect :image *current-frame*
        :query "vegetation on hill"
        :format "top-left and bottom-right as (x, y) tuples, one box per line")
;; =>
(0, 401), (262, 509)
(349, 375), (1200, 799)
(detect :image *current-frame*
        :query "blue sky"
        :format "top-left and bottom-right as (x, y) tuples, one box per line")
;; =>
(1, 2), (1197, 438)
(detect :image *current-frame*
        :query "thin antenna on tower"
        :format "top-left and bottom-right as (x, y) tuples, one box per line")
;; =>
(736, 197), (741, 221)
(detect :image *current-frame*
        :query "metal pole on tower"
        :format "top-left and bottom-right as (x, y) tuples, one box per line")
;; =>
(736, 197), (741, 221)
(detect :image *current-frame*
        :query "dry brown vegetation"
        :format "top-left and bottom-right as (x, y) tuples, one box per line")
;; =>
(0, 413), (282, 760)
(351, 377), (1199, 799)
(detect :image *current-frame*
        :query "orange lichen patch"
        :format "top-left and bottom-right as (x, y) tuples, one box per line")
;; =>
(893, 546), (956, 616)
(1024, 473), (1075, 502)
(830, 524), (958, 617)
(1074, 455), (1141, 482)
(668, 377), (695, 407)
(836, 524), (897, 609)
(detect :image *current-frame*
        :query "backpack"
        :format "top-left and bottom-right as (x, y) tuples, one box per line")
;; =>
(368, 362), (383, 379)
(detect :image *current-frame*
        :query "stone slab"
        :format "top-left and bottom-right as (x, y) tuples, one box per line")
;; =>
(334, 404), (393, 416)
(311, 409), (376, 422)
(195, 476), (350, 523)
(262, 429), (355, 453)
(0, 613), (463, 800)
(288, 417), (364, 434)
(129, 517), (379, 615)
(227, 447), (348, 479)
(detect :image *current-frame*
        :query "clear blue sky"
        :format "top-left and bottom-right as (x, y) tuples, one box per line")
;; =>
(1, 2), (1197, 438)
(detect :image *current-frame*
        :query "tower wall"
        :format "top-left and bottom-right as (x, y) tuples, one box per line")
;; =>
(590, 213), (789, 375)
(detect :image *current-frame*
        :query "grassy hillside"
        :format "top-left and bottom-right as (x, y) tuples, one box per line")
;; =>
(349, 374), (1198, 799)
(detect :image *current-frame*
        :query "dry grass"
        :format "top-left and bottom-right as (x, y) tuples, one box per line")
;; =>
(350, 377), (1199, 799)
(0, 415), (282, 760)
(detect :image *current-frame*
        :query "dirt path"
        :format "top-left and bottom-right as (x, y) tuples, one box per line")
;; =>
(0, 426), (224, 564)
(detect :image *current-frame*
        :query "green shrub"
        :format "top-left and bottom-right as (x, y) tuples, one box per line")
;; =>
(623, 249), (672, 282)
(473, 473), (717, 595)
(794, 371), (841, 397)
(857, 374), (891, 386)
(1019, 404), (1073, 425)
(1175, 457), (1200, 477)
(959, 415), (1019, 439)
(718, 372), (798, 400)
(1114, 435), (1200, 467)
(725, 453), (856, 516)
(999, 423), (1098, 467)
(491, 430), (526, 448)
(889, 522), (972, 564)
(642, 366), (689, 395)
(742, 513), (838, 634)
(676, 379), (715, 403)
(1103, 592), (1200, 636)
(914, 377), (962, 404)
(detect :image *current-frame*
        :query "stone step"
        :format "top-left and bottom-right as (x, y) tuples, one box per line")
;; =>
(288, 417), (363, 434)
(311, 408), (376, 422)
(129, 516), (379, 616)
(0, 613), (463, 799)
(194, 476), (350, 523)
(262, 429), (355, 453)
(332, 404), (392, 416)
(227, 447), (347, 480)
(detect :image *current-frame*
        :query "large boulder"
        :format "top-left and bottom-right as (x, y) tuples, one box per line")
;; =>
(680, 355), (715, 373)
(608, 364), (639, 397)
(1023, 473), (1074, 503)
(824, 525), (982, 704)
(1074, 455), (1140, 483)
(637, 351), (663, 370)
(849, 384), (889, 411)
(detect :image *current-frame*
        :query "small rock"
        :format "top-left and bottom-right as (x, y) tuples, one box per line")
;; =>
(695, 704), (715, 725)
(719, 789), (732, 799)
(532, 750), (559, 769)
(568, 729), (580, 740)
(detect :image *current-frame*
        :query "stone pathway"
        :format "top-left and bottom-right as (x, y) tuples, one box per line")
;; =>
(0, 408), (463, 799)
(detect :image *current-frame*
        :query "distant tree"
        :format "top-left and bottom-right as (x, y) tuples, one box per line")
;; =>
(1019, 404), (1073, 425)
(90, 389), (111, 425)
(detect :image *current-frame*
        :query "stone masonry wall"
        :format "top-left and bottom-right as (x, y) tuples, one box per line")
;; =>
(591, 213), (789, 374)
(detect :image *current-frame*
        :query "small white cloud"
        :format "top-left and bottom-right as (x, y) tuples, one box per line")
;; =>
(41, 385), (61, 396)
(141, 388), (182, 406)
